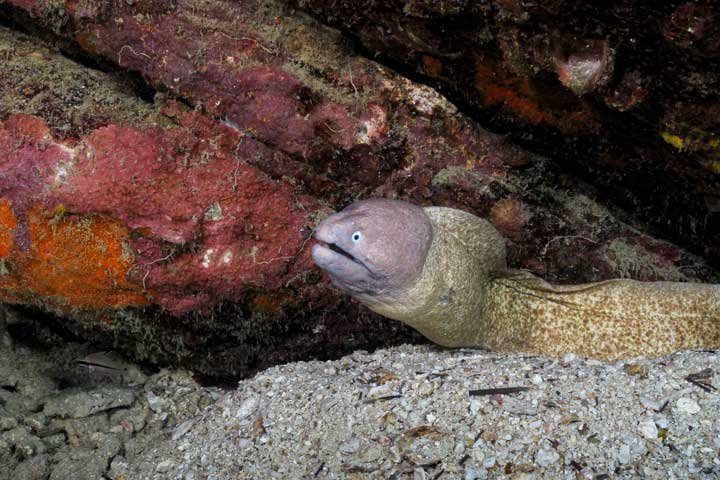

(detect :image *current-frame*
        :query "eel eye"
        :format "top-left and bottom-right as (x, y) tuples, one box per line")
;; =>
(351, 231), (362, 243)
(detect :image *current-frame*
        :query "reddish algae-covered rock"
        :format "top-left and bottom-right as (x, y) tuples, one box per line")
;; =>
(1, 205), (147, 310)
(0, 109), (323, 315)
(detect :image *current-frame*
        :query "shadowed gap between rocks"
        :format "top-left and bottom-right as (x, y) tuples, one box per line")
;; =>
(293, 2), (720, 270)
(299, 11), (716, 269)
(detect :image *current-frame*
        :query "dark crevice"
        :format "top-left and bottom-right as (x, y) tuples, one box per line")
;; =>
(5, 306), (86, 349)
(307, 14), (719, 269)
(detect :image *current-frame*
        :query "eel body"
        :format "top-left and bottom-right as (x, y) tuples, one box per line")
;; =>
(311, 199), (720, 361)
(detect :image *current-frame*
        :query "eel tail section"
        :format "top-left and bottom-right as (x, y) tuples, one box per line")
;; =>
(484, 274), (720, 361)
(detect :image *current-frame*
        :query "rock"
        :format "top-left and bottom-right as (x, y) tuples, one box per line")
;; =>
(367, 383), (398, 400)
(562, 353), (578, 365)
(617, 444), (632, 464)
(92, 432), (123, 462)
(43, 387), (136, 419)
(0, 22), (422, 377)
(530, 374), (543, 385)
(49, 447), (110, 480)
(15, 453), (50, 480)
(637, 417), (659, 439)
(675, 397), (701, 415)
(51, 414), (110, 448)
(501, 398), (538, 416)
(0, 390), (42, 417)
(464, 467), (484, 480)
(144, 391), (169, 414)
(109, 408), (148, 435)
(639, 396), (665, 412)
(156, 460), (175, 473)
(41, 434), (66, 452)
(534, 447), (560, 467)
(235, 397), (259, 420)
(107, 455), (130, 480)
(23, 413), (48, 435)
(48, 434), (121, 480)
(0, 0), (717, 380)
(0, 409), (18, 431)
(339, 436), (361, 455)
(295, 0), (720, 264)
(1, 426), (46, 459)
(171, 419), (194, 441)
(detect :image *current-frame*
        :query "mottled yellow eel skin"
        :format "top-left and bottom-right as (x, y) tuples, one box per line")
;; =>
(312, 199), (720, 361)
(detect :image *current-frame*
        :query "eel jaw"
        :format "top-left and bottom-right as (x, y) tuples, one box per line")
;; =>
(311, 239), (380, 294)
(311, 241), (373, 275)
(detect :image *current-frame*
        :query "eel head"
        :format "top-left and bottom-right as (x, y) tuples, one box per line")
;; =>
(312, 198), (433, 297)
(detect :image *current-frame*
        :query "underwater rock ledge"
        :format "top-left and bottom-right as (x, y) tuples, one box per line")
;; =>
(0, 1), (717, 375)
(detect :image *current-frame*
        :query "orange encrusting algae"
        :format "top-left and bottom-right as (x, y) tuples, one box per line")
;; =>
(473, 58), (553, 126)
(0, 199), (17, 258)
(0, 205), (148, 311)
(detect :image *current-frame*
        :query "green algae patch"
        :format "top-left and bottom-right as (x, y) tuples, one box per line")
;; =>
(603, 239), (688, 282)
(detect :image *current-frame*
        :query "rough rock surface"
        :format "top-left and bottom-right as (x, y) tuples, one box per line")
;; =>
(0, 25), (425, 375)
(0, 1), (718, 375)
(0, 315), (219, 480)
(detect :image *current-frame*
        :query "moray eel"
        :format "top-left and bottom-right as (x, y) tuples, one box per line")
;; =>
(311, 198), (720, 361)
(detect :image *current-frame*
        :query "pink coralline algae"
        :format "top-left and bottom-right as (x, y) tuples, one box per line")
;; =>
(0, 112), (325, 315)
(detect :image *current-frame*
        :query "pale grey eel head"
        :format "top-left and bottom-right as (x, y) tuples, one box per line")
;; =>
(312, 198), (433, 297)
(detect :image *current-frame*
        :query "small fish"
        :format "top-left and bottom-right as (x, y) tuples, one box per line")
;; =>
(76, 351), (146, 385)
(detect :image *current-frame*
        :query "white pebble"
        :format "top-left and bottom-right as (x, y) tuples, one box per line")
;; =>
(367, 384), (395, 399)
(236, 397), (259, 419)
(675, 397), (701, 415)
(156, 460), (174, 473)
(637, 417), (658, 439)
(617, 444), (631, 464)
(535, 448), (560, 467)
(464, 467), (483, 480)
(640, 396), (663, 411)
(562, 353), (578, 365)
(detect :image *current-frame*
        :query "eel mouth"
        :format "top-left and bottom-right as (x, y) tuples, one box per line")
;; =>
(327, 242), (357, 262)
(314, 240), (375, 277)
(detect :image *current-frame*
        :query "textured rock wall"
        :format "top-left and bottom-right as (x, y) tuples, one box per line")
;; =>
(0, 0), (717, 375)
